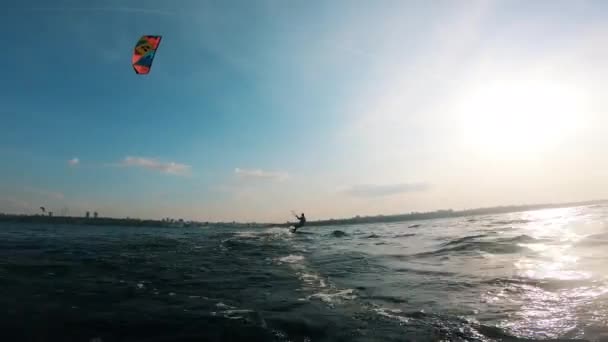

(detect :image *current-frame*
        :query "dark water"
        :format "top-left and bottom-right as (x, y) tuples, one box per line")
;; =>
(2, 205), (608, 341)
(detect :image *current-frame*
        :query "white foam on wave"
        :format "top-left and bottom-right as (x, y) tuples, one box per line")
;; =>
(373, 307), (410, 324)
(277, 254), (304, 264)
(275, 253), (331, 292)
(212, 302), (267, 327)
(308, 288), (356, 304)
(234, 227), (292, 241)
(234, 231), (259, 239)
(216, 302), (236, 309)
(265, 227), (292, 235)
(300, 272), (327, 288)
(218, 239), (229, 252)
(223, 309), (256, 320)
(275, 254), (350, 304)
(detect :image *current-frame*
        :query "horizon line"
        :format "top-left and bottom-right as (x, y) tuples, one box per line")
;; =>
(1, 198), (606, 225)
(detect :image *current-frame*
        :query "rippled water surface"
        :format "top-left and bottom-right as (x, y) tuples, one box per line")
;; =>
(2, 205), (608, 341)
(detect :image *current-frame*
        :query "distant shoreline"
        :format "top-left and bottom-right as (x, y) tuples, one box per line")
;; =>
(1, 199), (605, 229)
(301, 199), (607, 227)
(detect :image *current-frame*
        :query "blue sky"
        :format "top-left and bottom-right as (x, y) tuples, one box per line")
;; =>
(1, 0), (607, 221)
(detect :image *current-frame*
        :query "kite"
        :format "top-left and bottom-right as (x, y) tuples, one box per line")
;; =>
(132, 35), (162, 75)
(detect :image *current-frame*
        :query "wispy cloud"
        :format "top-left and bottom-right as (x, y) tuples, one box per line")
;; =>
(119, 156), (192, 176)
(28, 7), (177, 16)
(344, 182), (430, 197)
(68, 157), (80, 166)
(24, 187), (65, 200)
(234, 168), (289, 181)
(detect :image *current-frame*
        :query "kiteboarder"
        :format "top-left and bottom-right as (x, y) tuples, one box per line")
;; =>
(292, 212), (306, 232)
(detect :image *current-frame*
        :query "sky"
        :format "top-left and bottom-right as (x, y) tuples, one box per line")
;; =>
(0, 0), (607, 222)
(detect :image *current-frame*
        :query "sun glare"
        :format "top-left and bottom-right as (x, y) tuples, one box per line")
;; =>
(455, 79), (586, 159)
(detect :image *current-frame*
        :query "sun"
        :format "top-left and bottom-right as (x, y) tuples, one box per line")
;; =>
(454, 79), (586, 159)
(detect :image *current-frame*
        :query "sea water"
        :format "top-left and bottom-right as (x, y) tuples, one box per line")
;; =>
(1, 204), (607, 341)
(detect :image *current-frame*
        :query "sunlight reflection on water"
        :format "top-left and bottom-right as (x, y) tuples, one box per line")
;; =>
(489, 207), (608, 338)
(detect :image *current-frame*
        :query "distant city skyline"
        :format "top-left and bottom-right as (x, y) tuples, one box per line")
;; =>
(1, 199), (604, 227)
(1, 0), (607, 222)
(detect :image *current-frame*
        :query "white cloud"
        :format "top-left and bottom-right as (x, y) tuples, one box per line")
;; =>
(68, 157), (80, 166)
(344, 182), (430, 197)
(234, 168), (289, 181)
(120, 156), (191, 176)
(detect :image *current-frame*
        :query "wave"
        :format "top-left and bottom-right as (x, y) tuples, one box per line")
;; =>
(373, 307), (411, 323)
(234, 231), (260, 239)
(0, 261), (76, 276)
(330, 230), (348, 237)
(365, 295), (408, 304)
(234, 227), (292, 239)
(220, 238), (256, 250)
(576, 233), (608, 247)
(442, 234), (488, 246)
(371, 306), (587, 341)
(122, 237), (187, 250)
(394, 233), (416, 238)
(484, 276), (599, 291)
(410, 240), (527, 259)
(299, 272), (327, 288)
(212, 302), (268, 328)
(490, 219), (532, 226)
(364, 232), (415, 239)
(276, 255), (304, 264)
(442, 234), (539, 247)
(222, 228), (294, 249)
(308, 288), (356, 304)
(393, 267), (457, 277)
(496, 234), (541, 244)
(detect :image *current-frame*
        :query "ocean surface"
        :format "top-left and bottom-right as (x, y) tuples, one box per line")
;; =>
(2, 205), (608, 341)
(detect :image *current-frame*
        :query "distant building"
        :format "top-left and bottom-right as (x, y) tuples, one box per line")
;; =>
(86, 211), (90, 218)
(93, 212), (98, 218)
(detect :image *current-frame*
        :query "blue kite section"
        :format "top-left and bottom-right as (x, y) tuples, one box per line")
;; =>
(135, 52), (156, 67)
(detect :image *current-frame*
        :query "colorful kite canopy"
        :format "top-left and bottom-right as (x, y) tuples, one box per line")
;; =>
(132, 35), (162, 75)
